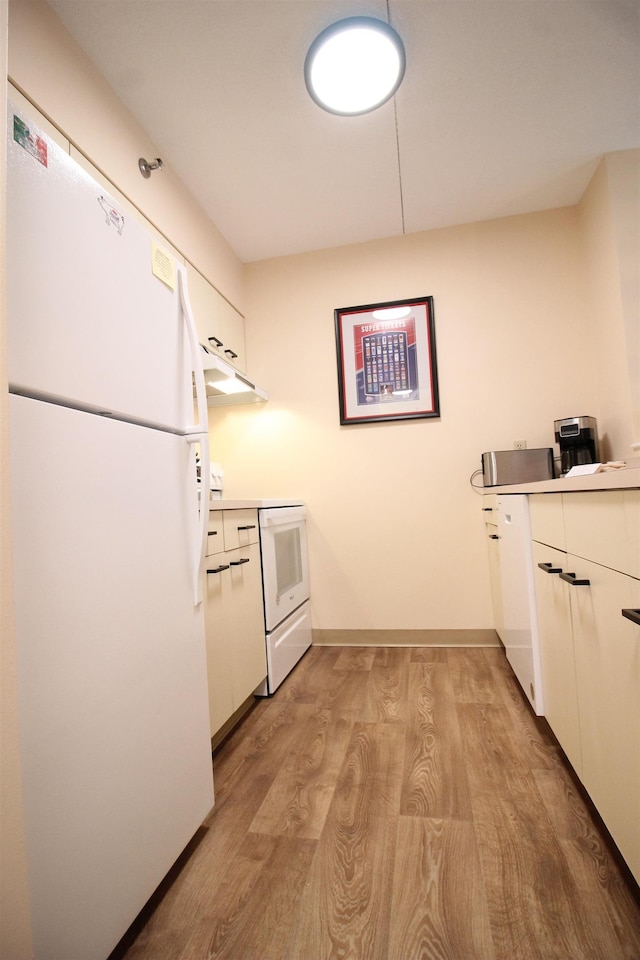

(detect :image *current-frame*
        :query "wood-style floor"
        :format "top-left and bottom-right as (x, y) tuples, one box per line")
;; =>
(115, 645), (640, 960)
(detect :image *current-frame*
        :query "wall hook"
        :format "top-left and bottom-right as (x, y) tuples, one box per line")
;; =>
(138, 157), (163, 178)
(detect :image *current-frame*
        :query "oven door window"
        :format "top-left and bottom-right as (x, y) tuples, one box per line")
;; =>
(274, 527), (302, 597)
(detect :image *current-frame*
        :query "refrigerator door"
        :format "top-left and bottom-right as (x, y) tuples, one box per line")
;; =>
(7, 108), (194, 433)
(10, 394), (214, 960)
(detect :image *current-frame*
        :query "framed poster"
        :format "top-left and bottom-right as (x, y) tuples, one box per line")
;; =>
(334, 296), (440, 425)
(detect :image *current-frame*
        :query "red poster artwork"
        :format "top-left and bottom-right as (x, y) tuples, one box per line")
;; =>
(353, 316), (418, 404)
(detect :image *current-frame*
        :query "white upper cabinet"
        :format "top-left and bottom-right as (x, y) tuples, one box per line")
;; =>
(185, 265), (246, 373)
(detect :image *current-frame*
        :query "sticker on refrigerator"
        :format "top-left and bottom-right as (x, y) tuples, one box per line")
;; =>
(13, 115), (48, 167)
(97, 196), (125, 235)
(151, 241), (176, 290)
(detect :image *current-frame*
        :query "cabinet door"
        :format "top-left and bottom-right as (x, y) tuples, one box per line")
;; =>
(624, 490), (640, 579)
(204, 559), (234, 737)
(227, 543), (267, 706)
(204, 537), (266, 740)
(485, 522), (503, 640)
(532, 541), (582, 774)
(569, 557), (640, 882)
(186, 265), (246, 372)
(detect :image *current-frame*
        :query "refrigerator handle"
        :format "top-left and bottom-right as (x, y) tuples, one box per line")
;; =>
(178, 267), (209, 606)
(178, 267), (208, 434)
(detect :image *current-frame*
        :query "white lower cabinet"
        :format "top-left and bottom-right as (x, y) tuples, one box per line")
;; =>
(532, 541), (582, 775)
(482, 495), (504, 640)
(570, 559), (640, 882)
(204, 510), (266, 739)
(530, 491), (640, 884)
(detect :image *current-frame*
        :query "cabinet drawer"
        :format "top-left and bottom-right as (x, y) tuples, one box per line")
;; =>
(530, 494), (565, 550)
(223, 509), (259, 551)
(227, 543), (267, 703)
(563, 491), (632, 575)
(206, 513), (225, 556)
(569, 557), (640, 880)
(481, 493), (498, 522)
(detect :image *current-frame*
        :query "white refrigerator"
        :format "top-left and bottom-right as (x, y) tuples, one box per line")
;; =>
(7, 107), (214, 959)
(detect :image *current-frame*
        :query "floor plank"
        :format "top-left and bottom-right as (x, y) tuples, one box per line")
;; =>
(114, 646), (640, 960)
(179, 834), (317, 960)
(400, 661), (472, 820)
(281, 722), (404, 960)
(249, 713), (352, 839)
(361, 646), (411, 724)
(458, 700), (623, 960)
(388, 816), (495, 960)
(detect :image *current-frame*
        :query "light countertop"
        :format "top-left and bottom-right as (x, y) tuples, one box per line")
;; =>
(207, 498), (304, 511)
(484, 465), (640, 495)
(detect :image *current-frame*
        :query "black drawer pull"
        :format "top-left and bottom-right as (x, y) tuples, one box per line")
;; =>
(622, 608), (640, 626)
(489, 534), (500, 540)
(559, 572), (590, 586)
(224, 348), (238, 359)
(207, 564), (229, 575)
(237, 524), (256, 531)
(207, 530), (218, 536)
(229, 558), (250, 566)
(481, 507), (494, 512)
(208, 335), (223, 348)
(538, 562), (562, 574)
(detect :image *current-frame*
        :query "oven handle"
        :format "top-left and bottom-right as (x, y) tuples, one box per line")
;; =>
(260, 506), (306, 527)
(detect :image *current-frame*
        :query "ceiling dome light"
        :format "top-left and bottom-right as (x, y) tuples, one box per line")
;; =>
(305, 17), (406, 116)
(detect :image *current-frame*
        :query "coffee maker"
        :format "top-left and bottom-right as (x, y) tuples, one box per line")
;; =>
(554, 416), (599, 475)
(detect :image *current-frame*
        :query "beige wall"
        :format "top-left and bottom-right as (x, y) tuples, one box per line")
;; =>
(8, 0), (245, 312)
(211, 208), (598, 630)
(1, 0), (35, 954)
(579, 150), (640, 458)
(6, 2), (637, 637)
(1, 1), (636, 944)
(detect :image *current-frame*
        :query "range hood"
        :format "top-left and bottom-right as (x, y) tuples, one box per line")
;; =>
(198, 348), (268, 407)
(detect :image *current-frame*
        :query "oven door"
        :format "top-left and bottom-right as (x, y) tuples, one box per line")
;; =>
(259, 505), (310, 631)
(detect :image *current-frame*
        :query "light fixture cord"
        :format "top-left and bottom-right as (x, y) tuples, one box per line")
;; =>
(387, 0), (406, 234)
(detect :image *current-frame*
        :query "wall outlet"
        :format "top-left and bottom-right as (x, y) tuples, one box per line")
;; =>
(513, 439), (527, 450)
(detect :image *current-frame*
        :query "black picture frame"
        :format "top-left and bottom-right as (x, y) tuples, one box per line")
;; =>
(334, 296), (440, 425)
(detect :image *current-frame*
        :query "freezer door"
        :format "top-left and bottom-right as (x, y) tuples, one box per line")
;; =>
(7, 107), (194, 432)
(9, 395), (214, 960)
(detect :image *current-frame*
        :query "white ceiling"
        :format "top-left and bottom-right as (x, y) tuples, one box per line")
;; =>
(47, 0), (640, 263)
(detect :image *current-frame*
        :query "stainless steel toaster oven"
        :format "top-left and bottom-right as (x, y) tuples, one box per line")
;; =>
(481, 448), (554, 486)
